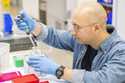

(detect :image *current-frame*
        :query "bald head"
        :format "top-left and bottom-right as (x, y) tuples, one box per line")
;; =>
(72, 2), (107, 27)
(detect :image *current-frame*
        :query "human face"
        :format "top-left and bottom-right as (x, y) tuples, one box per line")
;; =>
(71, 22), (96, 44)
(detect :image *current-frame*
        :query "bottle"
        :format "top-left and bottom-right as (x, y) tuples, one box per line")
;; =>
(107, 11), (112, 24)
(13, 56), (24, 68)
(1, 0), (11, 11)
(98, 0), (104, 3)
(3, 12), (13, 36)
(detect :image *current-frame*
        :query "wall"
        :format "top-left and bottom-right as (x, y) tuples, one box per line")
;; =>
(46, 0), (67, 29)
(78, 0), (96, 2)
(114, 0), (125, 40)
(22, 0), (39, 19)
(66, 0), (77, 12)
(46, 0), (97, 29)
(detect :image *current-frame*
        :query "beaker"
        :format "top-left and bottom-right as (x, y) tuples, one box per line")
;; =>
(13, 55), (24, 68)
(0, 43), (10, 72)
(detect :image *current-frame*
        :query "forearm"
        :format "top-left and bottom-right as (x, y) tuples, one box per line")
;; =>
(32, 22), (75, 50)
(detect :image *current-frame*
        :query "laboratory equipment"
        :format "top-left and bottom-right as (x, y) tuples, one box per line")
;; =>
(3, 12), (13, 36)
(13, 55), (24, 68)
(12, 74), (39, 83)
(15, 10), (39, 51)
(17, 12), (43, 59)
(16, 15), (28, 33)
(98, 0), (113, 4)
(0, 71), (50, 83)
(104, 0), (113, 4)
(0, 42), (10, 72)
(1, 0), (11, 10)
(40, 81), (49, 83)
(107, 10), (112, 24)
(15, 11), (46, 77)
(0, 71), (21, 82)
(29, 34), (42, 55)
(15, 11), (39, 53)
(16, 12), (44, 55)
(13, 54), (26, 75)
(16, 10), (36, 33)
(98, 0), (113, 25)
(0, 36), (33, 52)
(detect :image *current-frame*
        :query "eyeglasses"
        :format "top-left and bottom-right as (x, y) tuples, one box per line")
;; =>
(71, 22), (96, 33)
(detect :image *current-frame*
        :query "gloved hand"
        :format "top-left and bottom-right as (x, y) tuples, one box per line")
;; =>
(15, 10), (36, 33)
(27, 54), (60, 75)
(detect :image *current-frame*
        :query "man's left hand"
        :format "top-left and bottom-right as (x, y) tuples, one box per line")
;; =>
(27, 54), (60, 75)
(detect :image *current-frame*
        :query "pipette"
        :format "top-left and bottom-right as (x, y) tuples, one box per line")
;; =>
(15, 14), (41, 54)
(16, 14), (30, 34)
(15, 14), (45, 76)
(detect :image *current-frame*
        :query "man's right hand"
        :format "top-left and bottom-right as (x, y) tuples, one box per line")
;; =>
(15, 10), (36, 33)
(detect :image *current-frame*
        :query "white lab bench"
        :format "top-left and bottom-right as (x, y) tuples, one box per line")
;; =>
(8, 50), (66, 83)
(0, 21), (72, 82)
(1, 48), (68, 83)
(0, 34), (72, 83)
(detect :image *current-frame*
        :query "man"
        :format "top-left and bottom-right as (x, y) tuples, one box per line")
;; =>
(15, 2), (125, 83)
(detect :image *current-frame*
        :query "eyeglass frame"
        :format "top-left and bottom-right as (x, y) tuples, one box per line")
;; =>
(71, 22), (97, 33)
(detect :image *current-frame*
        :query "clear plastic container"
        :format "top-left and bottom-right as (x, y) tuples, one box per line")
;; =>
(0, 43), (10, 72)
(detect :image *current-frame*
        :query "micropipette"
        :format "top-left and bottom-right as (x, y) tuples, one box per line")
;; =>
(15, 14), (45, 76)
(15, 14), (40, 54)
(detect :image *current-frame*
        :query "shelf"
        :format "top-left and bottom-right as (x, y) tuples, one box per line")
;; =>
(39, 4), (46, 11)
(107, 24), (113, 27)
(100, 2), (112, 8)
